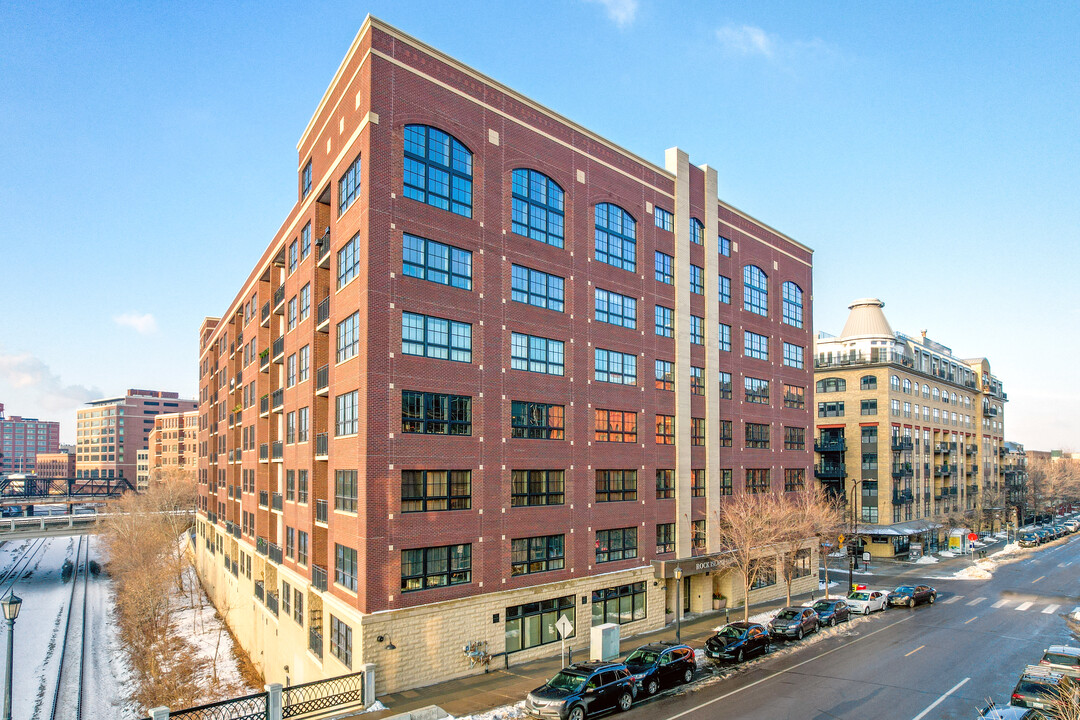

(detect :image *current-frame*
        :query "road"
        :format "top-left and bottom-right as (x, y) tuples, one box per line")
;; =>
(629, 534), (1080, 720)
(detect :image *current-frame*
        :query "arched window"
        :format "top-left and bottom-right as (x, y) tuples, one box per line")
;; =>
(512, 169), (564, 247)
(816, 377), (846, 393)
(689, 217), (704, 245)
(861, 375), (877, 390)
(403, 125), (472, 217)
(950, 392), (957, 405)
(782, 281), (803, 328)
(902, 379), (912, 393)
(890, 375), (901, 392)
(932, 387), (940, 401)
(595, 203), (636, 271)
(743, 265), (768, 316)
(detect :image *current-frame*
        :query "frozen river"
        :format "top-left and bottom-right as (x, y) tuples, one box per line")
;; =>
(0, 535), (135, 720)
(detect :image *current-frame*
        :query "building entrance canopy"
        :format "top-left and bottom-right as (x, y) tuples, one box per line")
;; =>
(857, 519), (942, 537)
(651, 553), (735, 579)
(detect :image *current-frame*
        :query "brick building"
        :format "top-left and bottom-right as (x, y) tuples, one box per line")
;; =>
(34, 451), (76, 479)
(0, 403), (60, 476)
(147, 410), (199, 477)
(193, 16), (814, 694)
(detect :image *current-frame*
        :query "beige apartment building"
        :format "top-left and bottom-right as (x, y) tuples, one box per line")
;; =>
(34, 451), (76, 479)
(148, 410), (199, 476)
(814, 299), (1007, 558)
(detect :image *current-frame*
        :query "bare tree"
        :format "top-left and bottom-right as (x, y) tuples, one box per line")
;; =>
(711, 492), (788, 620)
(776, 486), (845, 605)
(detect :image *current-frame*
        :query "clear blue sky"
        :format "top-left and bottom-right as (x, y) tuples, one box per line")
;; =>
(1, 1), (1077, 448)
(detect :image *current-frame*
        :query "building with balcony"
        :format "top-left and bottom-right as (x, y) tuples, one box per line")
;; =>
(34, 451), (76, 479)
(147, 410), (199, 480)
(814, 299), (1007, 558)
(1002, 441), (1027, 524)
(0, 402), (60, 477)
(75, 389), (197, 481)
(193, 16), (814, 695)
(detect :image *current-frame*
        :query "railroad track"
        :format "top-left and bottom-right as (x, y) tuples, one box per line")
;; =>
(50, 535), (90, 720)
(0, 537), (49, 591)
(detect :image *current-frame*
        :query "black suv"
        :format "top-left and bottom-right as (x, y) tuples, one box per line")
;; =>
(812, 598), (851, 627)
(525, 662), (636, 720)
(1011, 665), (1074, 711)
(623, 642), (695, 696)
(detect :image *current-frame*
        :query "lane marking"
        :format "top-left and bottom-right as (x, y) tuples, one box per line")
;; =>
(662, 616), (916, 720)
(1032, 576), (1045, 584)
(992, 599), (1009, 608)
(1043, 604), (1061, 614)
(911, 677), (971, 720)
(905, 645), (925, 657)
(1017, 602), (1034, 611)
(966, 597), (985, 606)
(942, 596), (962, 604)
(1059, 562), (1073, 568)
(964, 617), (977, 624)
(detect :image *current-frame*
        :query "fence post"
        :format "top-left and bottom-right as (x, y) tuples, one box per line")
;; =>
(266, 683), (283, 720)
(362, 663), (376, 707)
(149, 707), (170, 720)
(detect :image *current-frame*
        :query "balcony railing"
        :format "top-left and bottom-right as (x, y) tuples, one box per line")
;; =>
(891, 437), (913, 451)
(273, 284), (286, 312)
(272, 441), (283, 461)
(271, 388), (284, 411)
(268, 542), (283, 564)
(935, 443), (950, 455)
(260, 394), (270, 415)
(259, 491), (269, 508)
(266, 591), (279, 616)
(815, 462), (847, 480)
(309, 627), (324, 658)
(967, 484), (979, 495)
(935, 465), (954, 477)
(316, 364), (329, 394)
(891, 463), (913, 478)
(316, 432), (328, 458)
(316, 296), (330, 330)
(272, 492), (283, 511)
(312, 564), (328, 592)
(272, 336), (285, 361)
(261, 301), (270, 326)
(814, 348), (914, 370)
(814, 438), (846, 453)
(254, 579), (265, 601)
(316, 499), (328, 524)
(316, 228), (331, 267)
(256, 536), (268, 555)
(892, 490), (914, 505)
(259, 443), (269, 462)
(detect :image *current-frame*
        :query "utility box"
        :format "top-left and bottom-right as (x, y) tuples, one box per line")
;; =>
(590, 623), (620, 661)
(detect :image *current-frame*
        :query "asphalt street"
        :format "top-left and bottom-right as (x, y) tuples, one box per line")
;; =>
(627, 534), (1080, 720)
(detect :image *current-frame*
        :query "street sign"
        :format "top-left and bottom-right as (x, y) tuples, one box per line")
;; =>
(838, 534), (845, 545)
(862, 552), (871, 563)
(967, 532), (978, 542)
(555, 614), (574, 639)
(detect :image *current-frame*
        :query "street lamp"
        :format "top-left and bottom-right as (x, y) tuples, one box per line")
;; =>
(1, 591), (22, 720)
(673, 565), (682, 643)
(847, 480), (865, 595)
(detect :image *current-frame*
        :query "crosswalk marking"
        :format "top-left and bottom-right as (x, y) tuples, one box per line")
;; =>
(966, 597), (986, 606)
(1016, 602), (1034, 611)
(942, 595), (962, 604)
(992, 599), (1009, 608)
(1043, 604), (1061, 614)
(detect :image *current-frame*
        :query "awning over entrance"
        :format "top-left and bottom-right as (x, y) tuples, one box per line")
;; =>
(856, 519), (942, 537)
(651, 552), (735, 579)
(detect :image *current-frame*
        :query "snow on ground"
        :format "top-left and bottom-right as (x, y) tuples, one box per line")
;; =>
(453, 700), (526, 720)
(937, 550), (957, 557)
(914, 555), (938, 564)
(818, 580), (839, 589)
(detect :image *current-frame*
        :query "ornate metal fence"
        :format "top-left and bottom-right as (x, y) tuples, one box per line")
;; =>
(167, 690), (268, 720)
(282, 671), (365, 719)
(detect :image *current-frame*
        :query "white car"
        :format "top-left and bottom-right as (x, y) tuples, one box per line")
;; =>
(845, 589), (888, 615)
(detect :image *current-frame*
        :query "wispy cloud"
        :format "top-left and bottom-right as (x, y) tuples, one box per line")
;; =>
(584, 0), (638, 28)
(715, 24), (838, 63)
(0, 351), (101, 412)
(114, 312), (158, 334)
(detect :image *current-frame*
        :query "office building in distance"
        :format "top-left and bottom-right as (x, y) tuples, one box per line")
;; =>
(0, 402), (60, 476)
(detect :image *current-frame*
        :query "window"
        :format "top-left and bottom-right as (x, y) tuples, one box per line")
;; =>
(511, 333), (564, 375)
(511, 401), (565, 440)
(719, 372), (732, 399)
(861, 375), (877, 390)
(655, 305), (674, 338)
(745, 423), (770, 449)
(595, 203), (636, 271)
(299, 284), (310, 322)
(402, 544), (472, 591)
(690, 217), (704, 244)
(655, 360), (674, 391)
(596, 470), (637, 503)
(404, 233), (473, 290)
(335, 391), (358, 436)
(288, 240), (298, 274)
(719, 469), (733, 495)
(287, 355), (297, 388)
(338, 232), (360, 288)
(691, 418), (705, 446)
(655, 251), (673, 284)
(505, 596), (575, 653)
(691, 468), (705, 496)
(719, 420), (733, 447)
(784, 426), (805, 450)
(690, 264), (703, 294)
(298, 346), (309, 384)
(743, 265), (768, 316)
(297, 530), (308, 564)
(335, 470), (358, 512)
(286, 411), (296, 443)
(592, 582), (647, 626)
(656, 523), (675, 554)
(862, 427), (877, 446)
(402, 391), (472, 435)
(512, 265), (564, 311)
(403, 125), (472, 217)
(330, 616), (352, 668)
(297, 469), (308, 502)
(690, 366), (704, 396)
(402, 470), (471, 512)
(511, 168), (564, 247)
(749, 558), (776, 589)
(718, 235), (731, 256)
(334, 544), (357, 591)
(293, 586), (304, 623)
(861, 399), (878, 416)
(818, 401), (844, 417)
(718, 274), (731, 304)
(655, 415), (675, 444)
(336, 312), (359, 363)
(745, 331), (769, 360)
(656, 470), (674, 499)
(783, 342), (804, 369)
(746, 468), (771, 493)
(784, 384), (805, 409)
(893, 399), (902, 417)
(596, 527), (637, 563)
(691, 520), (706, 550)
(338, 153), (362, 215)
(595, 409), (637, 443)
(403, 312), (472, 363)
(718, 323), (731, 352)
(594, 348), (636, 385)
(285, 528), (295, 558)
(784, 468), (806, 492)
(511, 470), (565, 506)
(511, 535), (564, 575)
(745, 377), (770, 404)
(594, 288), (636, 328)
(287, 296), (297, 330)
(301, 160), (312, 199)
(654, 206), (673, 231)
(816, 377), (847, 393)
(782, 282), (804, 328)
(690, 315), (704, 345)
(300, 222), (311, 260)
(862, 453), (877, 470)
(861, 506), (878, 523)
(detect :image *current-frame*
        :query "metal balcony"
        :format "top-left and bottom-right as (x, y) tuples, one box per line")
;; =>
(316, 228), (331, 268)
(272, 492), (283, 511)
(312, 564), (328, 592)
(271, 388), (284, 412)
(254, 579), (265, 601)
(260, 395), (270, 417)
(316, 499), (328, 524)
(272, 336), (285, 362)
(892, 490), (914, 505)
(309, 627), (323, 659)
(256, 536), (268, 555)
(815, 463), (847, 480)
(268, 541), (283, 564)
(315, 432), (328, 459)
(891, 463), (914, 479)
(316, 364), (329, 395)
(259, 491), (269, 508)
(814, 438), (846, 453)
(272, 441), (283, 461)
(259, 443), (269, 463)
(316, 296), (330, 332)
(273, 285), (286, 313)
(265, 591), (279, 617)
(891, 437), (913, 451)
(261, 301), (270, 327)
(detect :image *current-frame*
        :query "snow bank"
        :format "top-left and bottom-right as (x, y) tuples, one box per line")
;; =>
(938, 550), (957, 557)
(914, 555), (938, 565)
(454, 701), (526, 720)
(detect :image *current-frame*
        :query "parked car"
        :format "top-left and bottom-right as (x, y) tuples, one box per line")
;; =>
(977, 703), (1043, 718)
(1034, 528), (1054, 543)
(1063, 520), (1080, 533)
(704, 622), (771, 663)
(623, 642), (695, 696)
(768, 606), (819, 640)
(524, 662), (636, 720)
(811, 598), (851, 626)
(1019, 533), (1041, 548)
(1040, 646), (1080, 678)
(887, 584), (937, 608)
(1053, 526), (1069, 538)
(846, 589), (888, 615)
(1011, 665), (1074, 711)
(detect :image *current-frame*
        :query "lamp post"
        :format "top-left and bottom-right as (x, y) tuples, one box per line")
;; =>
(1, 591), (22, 720)
(673, 569), (682, 643)
(847, 480), (864, 595)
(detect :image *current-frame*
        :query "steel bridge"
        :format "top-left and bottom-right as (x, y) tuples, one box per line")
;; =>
(0, 476), (135, 508)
